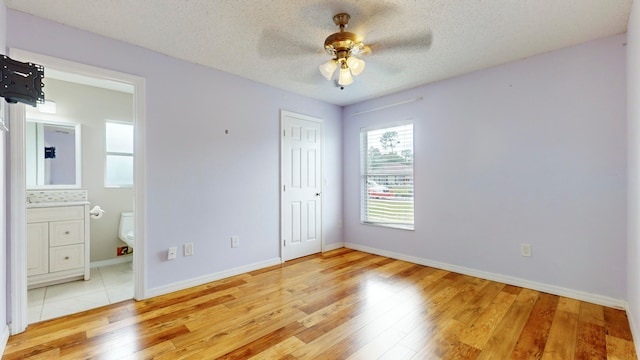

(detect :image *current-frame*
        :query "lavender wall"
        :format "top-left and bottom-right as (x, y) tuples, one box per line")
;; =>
(7, 10), (342, 289)
(343, 34), (627, 300)
(627, 0), (640, 350)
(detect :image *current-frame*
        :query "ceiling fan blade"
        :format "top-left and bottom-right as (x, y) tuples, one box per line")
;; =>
(365, 60), (404, 75)
(288, 66), (330, 86)
(347, 4), (402, 36)
(368, 30), (433, 55)
(257, 28), (323, 59)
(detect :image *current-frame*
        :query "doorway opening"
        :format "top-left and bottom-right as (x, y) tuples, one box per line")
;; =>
(8, 49), (146, 334)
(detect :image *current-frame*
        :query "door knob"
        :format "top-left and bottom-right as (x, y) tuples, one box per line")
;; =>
(315, 192), (321, 196)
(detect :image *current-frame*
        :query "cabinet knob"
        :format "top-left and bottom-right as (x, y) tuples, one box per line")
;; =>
(64, 231), (70, 235)
(64, 256), (69, 260)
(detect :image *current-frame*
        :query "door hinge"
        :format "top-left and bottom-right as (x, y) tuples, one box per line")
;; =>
(283, 185), (286, 191)
(283, 239), (286, 247)
(283, 129), (286, 137)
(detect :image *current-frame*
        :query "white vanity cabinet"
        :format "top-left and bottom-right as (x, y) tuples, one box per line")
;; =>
(26, 204), (90, 288)
(26, 222), (48, 276)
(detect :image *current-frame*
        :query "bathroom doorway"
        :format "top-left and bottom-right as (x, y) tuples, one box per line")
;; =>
(27, 73), (135, 323)
(8, 49), (146, 333)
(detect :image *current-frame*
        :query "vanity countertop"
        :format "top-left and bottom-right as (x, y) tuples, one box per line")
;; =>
(27, 201), (90, 208)
(26, 190), (89, 208)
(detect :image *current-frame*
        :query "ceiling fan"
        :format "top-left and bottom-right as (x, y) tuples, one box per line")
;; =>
(318, 13), (370, 87)
(256, 9), (431, 88)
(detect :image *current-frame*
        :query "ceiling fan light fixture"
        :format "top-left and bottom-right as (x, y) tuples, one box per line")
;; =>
(346, 56), (365, 76)
(338, 64), (353, 86)
(319, 59), (338, 80)
(319, 13), (370, 87)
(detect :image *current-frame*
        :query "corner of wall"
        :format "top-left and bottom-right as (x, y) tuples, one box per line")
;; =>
(628, 0), (640, 356)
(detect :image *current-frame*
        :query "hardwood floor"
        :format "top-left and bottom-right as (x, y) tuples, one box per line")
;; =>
(2, 248), (637, 359)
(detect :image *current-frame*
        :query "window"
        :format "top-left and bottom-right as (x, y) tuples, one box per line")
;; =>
(361, 122), (414, 230)
(105, 121), (133, 187)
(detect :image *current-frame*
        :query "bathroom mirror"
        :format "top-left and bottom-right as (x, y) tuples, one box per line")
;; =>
(26, 119), (81, 189)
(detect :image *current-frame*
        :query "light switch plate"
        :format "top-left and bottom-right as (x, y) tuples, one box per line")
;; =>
(521, 243), (531, 257)
(168, 246), (177, 260)
(184, 243), (193, 256)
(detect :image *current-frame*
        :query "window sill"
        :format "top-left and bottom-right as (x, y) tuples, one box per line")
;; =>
(360, 221), (414, 231)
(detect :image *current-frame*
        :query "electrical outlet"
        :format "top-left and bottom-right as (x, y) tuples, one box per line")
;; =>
(184, 243), (194, 256)
(168, 246), (177, 260)
(521, 243), (531, 257)
(231, 236), (240, 248)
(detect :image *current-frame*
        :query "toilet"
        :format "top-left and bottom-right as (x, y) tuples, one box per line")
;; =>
(118, 212), (134, 249)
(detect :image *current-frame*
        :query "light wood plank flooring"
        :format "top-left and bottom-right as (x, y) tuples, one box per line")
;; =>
(3, 249), (637, 359)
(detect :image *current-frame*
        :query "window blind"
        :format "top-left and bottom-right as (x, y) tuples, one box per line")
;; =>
(360, 122), (414, 230)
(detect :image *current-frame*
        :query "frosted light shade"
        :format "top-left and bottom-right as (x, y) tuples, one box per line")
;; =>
(346, 57), (365, 76)
(319, 60), (338, 80)
(338, 67), (353, 86)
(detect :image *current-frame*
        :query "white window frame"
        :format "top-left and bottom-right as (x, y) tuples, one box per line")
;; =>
(105, 120), (134, 188)
(360, 120), (414, 230)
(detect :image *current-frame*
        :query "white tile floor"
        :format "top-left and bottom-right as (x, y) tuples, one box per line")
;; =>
(28, 262), (134, 323)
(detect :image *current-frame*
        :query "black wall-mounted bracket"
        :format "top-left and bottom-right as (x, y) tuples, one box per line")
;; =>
(0, 54), (45, 107)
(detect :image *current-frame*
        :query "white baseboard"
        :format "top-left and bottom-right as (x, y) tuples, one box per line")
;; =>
(625, 303), (640, 356)
(345, 242), (626, 309)
(145, 257), (282, 299)
(0, 324), (9, 358)
(323, 242), (345, 252)
(90, 256), (133, 268)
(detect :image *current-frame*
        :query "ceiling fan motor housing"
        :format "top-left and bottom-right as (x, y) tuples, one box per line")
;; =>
(324, 32), (363, 59)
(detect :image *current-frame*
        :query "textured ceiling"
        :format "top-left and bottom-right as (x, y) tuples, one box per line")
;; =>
(4, 0), (633, 106)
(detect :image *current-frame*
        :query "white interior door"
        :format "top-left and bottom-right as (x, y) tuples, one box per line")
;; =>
(281, 111), (322, 261)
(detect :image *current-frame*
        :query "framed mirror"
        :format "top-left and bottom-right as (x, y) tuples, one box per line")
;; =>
(26, 119), (81, 189)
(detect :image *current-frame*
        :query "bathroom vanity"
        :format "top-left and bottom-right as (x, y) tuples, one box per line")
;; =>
(26, 191), (91, 288)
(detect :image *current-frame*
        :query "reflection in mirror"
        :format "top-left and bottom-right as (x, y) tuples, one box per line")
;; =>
(26, 120), (81, 189)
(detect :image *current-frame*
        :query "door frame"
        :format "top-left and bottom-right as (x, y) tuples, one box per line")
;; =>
(280, 110), (324, 262)
(7, 49), (147, 334)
